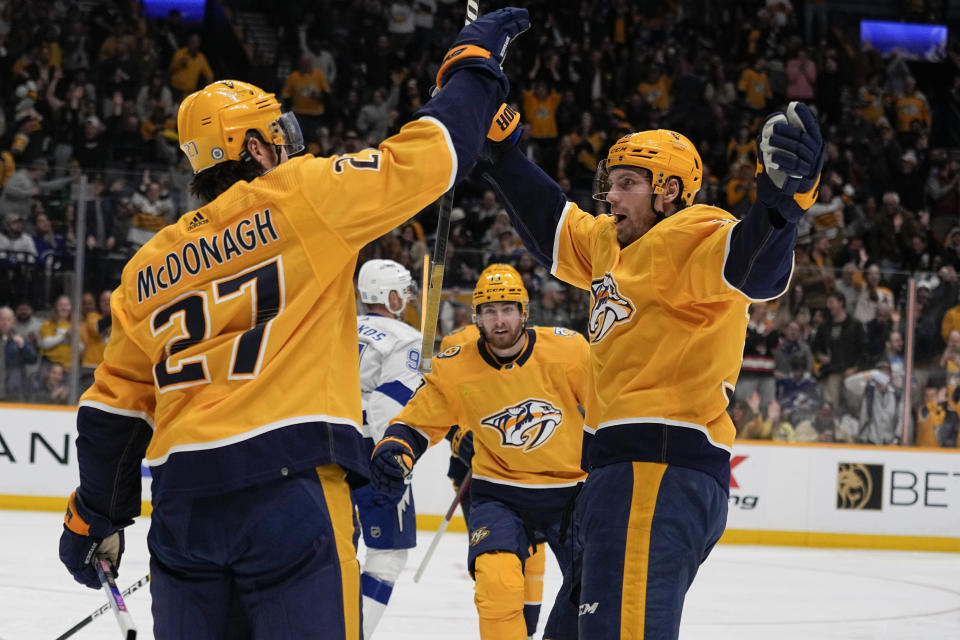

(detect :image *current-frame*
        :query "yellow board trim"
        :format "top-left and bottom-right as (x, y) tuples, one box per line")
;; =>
(0, 401), (78, 411)
(416, 513), (469, 532)
(7, 496), (957, 553)
(720, 528), (960, 552)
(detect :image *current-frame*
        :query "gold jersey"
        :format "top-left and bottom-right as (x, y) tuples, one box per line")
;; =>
(79, 117), (456, 498)
(387, 327), (591, 511)
(553, 202), (756, 487)
(439, 323), (481, 350)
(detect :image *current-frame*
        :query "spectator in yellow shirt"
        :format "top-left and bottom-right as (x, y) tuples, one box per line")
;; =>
(39, 295), (82, 370)
(637, 66), (671, 112)
(80, 290), (111, 391)
(522, 80), (561, 140)
(169, 33), (213, 96)
(738, 58), (772, 111)
(281, 54), (331, 144)
(894, 76), (931, 134)
(522, 80), (562, 176)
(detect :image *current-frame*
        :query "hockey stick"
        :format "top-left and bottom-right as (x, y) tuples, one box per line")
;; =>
(413, 468), (472, 582)
(419, 0), (480, 374)
(95, 557), (138, 639)
(55, 569), (149, 640)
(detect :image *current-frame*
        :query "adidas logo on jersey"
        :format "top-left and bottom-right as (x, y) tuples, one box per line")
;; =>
(481, 399), (562, 452)
(186, 211), (209, 231)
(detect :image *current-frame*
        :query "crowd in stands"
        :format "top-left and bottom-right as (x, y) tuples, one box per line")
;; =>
(0, 0), (959, 447)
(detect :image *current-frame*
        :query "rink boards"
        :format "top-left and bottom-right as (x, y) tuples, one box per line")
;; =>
(1, 404), (958, 551)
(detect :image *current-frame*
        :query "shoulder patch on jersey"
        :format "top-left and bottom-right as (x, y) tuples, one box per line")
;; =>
(480, 398), (563, 452)
(437, 344), (461, 359)
(588, 273), (635, 344)
(552, 327), (578, 337)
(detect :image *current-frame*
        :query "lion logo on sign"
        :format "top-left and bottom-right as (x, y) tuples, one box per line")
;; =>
(588, 273), (635, 343)
(480, 399), (563, 452)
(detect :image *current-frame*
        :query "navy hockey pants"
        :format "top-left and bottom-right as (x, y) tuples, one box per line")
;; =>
(546, 461), (727, 640)
(147, 464), (361, 639)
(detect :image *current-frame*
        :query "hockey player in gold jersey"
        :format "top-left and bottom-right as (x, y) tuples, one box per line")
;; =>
(440, 264), (548, 639)
(371, 267), (592, 639)
(475, 102), (824, 639)
(57, 9), (531, 640)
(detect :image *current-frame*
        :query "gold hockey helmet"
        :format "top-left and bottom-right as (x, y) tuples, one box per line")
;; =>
(593, 129), (703, 205)
(473, 264), (528, 316)
(177, 79), (304, 174)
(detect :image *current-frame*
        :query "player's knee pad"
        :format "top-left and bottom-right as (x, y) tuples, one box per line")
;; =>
(363, 547), (408, 585)
(474, 552), (525, 620)
(524, 544), (545, 604)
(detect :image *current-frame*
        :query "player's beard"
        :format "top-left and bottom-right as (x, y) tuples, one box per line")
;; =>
(481, 322), (525, 353)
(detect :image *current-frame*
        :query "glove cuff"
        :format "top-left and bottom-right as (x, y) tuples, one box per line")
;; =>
(374, 436), (415, 457)
(437, 44), (493, 88)
(487, 104), (520, 142)
(64, 490), (116, 539)
(435, 50), (508, 96)
(450, 427), (468, 458)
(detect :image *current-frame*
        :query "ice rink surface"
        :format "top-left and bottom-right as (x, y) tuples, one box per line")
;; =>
(3, 509), (959, 639)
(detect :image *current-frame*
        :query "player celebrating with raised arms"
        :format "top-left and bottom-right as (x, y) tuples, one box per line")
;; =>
(475, 102), (824, 639)
(57, 8), (530, 640)
(353, 259), (423, 638)
(371, 267), (593, 640)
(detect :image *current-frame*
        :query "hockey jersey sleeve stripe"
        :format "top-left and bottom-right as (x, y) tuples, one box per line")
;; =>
(551, 201), (573, 276)
(382, 422), (430, 458)
(417, 116), (457, 191)
(78, 400), (156, 430)
(373, 380), (416, 407)
(481, 145), (570, 270)
(722, 201), (796, 301)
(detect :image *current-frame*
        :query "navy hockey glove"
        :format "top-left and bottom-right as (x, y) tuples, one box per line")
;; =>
(450, 426), (475, 464)
(59, 491), (125, 589)
(436, 7), (530, 92)
(370, 438), (415, 499)
(755, 101), (825, 223)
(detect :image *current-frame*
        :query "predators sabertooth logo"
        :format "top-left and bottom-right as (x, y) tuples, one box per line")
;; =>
(588, 274), (635, 343)
(481, 399), (563, 452)
(470, 526), (491, 547)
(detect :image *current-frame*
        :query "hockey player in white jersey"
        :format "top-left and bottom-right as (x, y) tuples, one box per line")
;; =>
(354, 259), (423, 638)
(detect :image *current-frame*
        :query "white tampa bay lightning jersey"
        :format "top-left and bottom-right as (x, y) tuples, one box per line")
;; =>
(358, 313), (424, 441)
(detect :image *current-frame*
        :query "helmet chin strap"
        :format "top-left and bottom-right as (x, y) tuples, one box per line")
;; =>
(387, 294), (406, 316)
